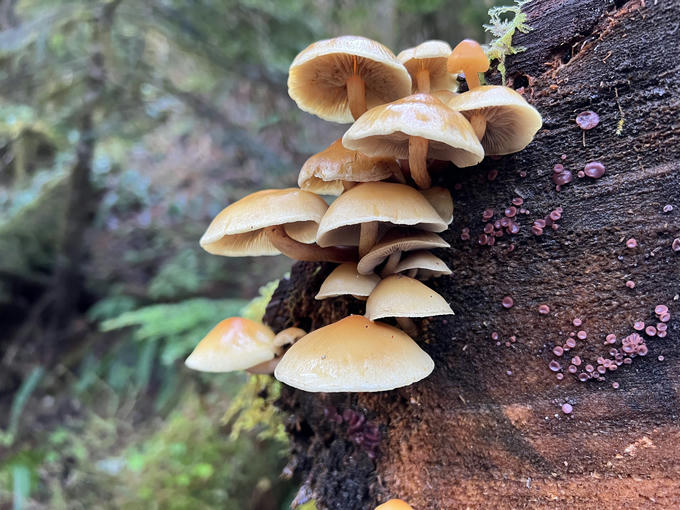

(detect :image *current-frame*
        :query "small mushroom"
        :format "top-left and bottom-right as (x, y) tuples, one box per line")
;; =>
(375, 499), (415, 510)
(357, 228), (450, 276)
(342, 93), (484, 189)
(316, 182), (448, 257)
(200, 188), (356, 263)
(447, 39), (489, 91)
(421, 186), (453, 224)
(315, 262), (380, 300)
(397, 40), (454, 93)
(394, 250), (452, 279)
(247, 327), (307, 374)
(365, 274), (453, 335)
(298, 138), (404, 196)
(274, 315), (434, 392)
(185, 317), (277, 373)
(288, 35), (412, 122)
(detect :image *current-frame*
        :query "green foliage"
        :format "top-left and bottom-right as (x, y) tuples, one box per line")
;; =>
(240, 278), (282, 322)
(484, 0), (532, 84)
(0, 367), (44, 447)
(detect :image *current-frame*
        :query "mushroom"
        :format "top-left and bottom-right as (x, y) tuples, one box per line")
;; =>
(288, 35), (412, 122)
(443, 85), (543, 155)
(247, 327), (307, 374)
(316, 182), (447, 258)
(274, 315), (434, 392)
(185, 317), (277, 373)
(421, 186), (453, 224)
(365, 274), (453, 335)
(200, 188), (357, 263)
(298, 138), (404, 196)
(397, 40), (454, 93)
(342, 93), (484, 189)
(315, 263), (380, 300)
(357, 228), (450, 276)
(395, 250), (452, 279)
(375, 499), (414, 510)
(447, 38), (489, 91)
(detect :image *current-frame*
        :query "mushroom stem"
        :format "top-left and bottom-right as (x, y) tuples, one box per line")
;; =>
(469, 113), (487, 140)
(380, 251), (401, 277)
(266, 225), (357, 263)
(462, 66), (482, 90)
(346, 72), (367, 120)
(247, 358), (280, 375)
(359, 221), (379, 258)
(406, 268), (418, 278)
(391, 164), (407, 184)
(396, 317), (418, 337)
(408, 135), (431, 189)
(416, 68), (431, 93)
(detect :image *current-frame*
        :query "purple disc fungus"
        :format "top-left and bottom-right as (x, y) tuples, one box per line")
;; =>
(562, 403), (573, 414)
(575, 110), (600, 130)
(502, 296), (514, 309)
(626, 238), (638, 249)
(626, 280), (636, 289)
(583, 161), (606, 178)
(538, 304), (551, 315)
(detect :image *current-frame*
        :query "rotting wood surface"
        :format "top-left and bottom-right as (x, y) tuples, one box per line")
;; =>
(264, 0), (680, 508)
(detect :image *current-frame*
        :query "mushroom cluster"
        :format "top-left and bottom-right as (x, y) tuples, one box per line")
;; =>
(185, 36), (542, 394)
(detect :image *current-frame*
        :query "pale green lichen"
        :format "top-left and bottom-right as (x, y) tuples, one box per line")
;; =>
(483, 0), (532, 85)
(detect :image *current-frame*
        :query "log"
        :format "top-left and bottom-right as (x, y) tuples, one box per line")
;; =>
(264, 0), (680, 508)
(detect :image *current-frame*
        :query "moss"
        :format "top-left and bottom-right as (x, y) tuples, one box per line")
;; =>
(483, 0), (532, 85)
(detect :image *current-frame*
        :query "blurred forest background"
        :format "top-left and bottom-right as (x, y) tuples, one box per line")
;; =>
(0, 0), (501, 508)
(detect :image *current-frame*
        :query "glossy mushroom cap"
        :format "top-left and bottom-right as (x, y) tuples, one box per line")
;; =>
(398, 40), (454, 93)
(316, 182), (447, 247)
(315, 262), (380, 300)
(342, 93), (484, 168)
(375, 499), (415, 510)
(298, 139), (400, 196)
(447, 39), (490, 89)
(185, 317), (276, 372)
(274, 315), (434, 392)
(395, 250), (452, 279)
(200, 188), (328, 256)
(288, 36), (412, 123)
(365, 274), (453, 320)
(357, 228), (450, 275)
(445, 86), (543, 155)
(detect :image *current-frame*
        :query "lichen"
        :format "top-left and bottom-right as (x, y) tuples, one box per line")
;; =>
(483, 0), (532, 85)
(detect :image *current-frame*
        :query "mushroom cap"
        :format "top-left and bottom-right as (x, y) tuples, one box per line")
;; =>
(357, 228), (450, 275)
(444, 86), (543, 155)
(365, 274), (453, 320)
(298, 138), (400, 196)
(288, 35), (412, 123)
(316, 182), (447, 248)
(274, 315), (434, 392)
(200, 188), (328, 256)
(315, 262), (381, 300)
(185, 317), (276, 372)
(447, 38), (490, 74)
(421, 186), (453, 224)
(375, 499), (415, 510)
(342, 93), (484, 168)
(395, 250), (452, 279)
(397, 40), (455, 92)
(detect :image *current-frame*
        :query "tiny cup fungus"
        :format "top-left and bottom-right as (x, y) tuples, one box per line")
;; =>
(274, 315), (434, 392)
(288, 35), (412, 122)
(398, 40), (455, 94)
(342, 93), (484, 189)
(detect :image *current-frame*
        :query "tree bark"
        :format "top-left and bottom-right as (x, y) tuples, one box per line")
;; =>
(264, 0), (680, 508)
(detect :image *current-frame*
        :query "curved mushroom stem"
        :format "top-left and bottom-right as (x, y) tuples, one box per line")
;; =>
(380, 251), (401, 277)
(462, 66), (481, 90)
(408, 135), (431, 189)
(359, 221), (379, 258)
(266, 225), (357, 263)
(346, 57), (367, 120)
(416, 68), (431, 93)
(396, 317), (418, 337)
(469, 113), (487, 140)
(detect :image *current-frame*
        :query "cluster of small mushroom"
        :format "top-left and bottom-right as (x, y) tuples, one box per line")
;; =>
(185, 36), (542, 393)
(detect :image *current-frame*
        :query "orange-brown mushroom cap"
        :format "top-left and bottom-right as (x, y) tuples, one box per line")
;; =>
(447, 39), (489, 89)
(375, 499), (415, 510)
(398, 40), (454, 93)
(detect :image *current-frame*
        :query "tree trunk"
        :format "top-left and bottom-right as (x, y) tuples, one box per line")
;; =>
(264, 0), (680, 508)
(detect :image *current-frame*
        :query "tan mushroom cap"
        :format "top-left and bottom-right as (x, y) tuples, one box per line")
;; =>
(200, 188), (328, 256)
(397, 40), (454, 92)
(185, 317), (276, 372)
(298, 139), (400, 196)
(365, 274), (453, 320)
(315, 262), (380, 300)
(274, 315), (434, 392)
(357, 228), (450, 275)
(288, 35), (412, 123)
(342, 93), (484, 168)
(421, 186), (453, 224)
(395, 250), (452, 279)
(316, 182), (447, 248)
(444, 86), (543, 155)
(375, 500), (415, 510)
